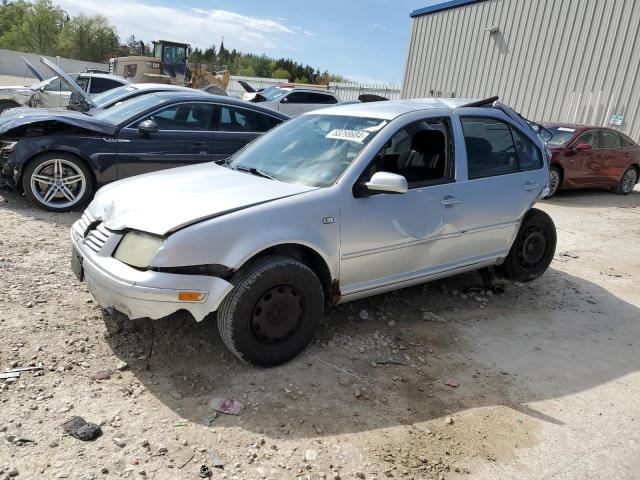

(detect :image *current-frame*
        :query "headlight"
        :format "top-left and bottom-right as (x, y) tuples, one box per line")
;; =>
(113, 231), (164, 268)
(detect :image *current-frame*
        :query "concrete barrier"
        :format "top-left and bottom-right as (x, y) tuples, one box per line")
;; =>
(0, 48), (108, 80)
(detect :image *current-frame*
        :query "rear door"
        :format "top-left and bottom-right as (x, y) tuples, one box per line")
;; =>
(455, 115), (547, 263)
(211, 104), (284, 162)
(598, 130), (633, 185)
(116, 101), (215, 178)
(278, 92), (310, 117)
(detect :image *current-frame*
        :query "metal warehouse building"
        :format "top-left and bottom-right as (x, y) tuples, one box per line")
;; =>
(401, 0), (640, 140)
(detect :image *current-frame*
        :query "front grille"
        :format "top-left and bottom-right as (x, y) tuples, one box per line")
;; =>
(84, 223), (112, 253)
(79, 210), (113, 254)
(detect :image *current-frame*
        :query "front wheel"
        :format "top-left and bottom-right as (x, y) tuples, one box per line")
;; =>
(498, 208), (557, 283)
(613, 166), (638, 195)
(22, 153), (93, 212)
(217, 256), (324, 367)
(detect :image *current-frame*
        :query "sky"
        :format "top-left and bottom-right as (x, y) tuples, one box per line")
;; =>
(53, 0), (442, 85)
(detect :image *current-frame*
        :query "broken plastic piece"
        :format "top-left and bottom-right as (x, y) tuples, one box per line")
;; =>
(199, 465), (212, 478)
(0, 371), (20, 379)
(207, 398), (244, 415)
(61, 416), (102, 441)
(208, 449), (224, 469)
(444, 378), (460, 388)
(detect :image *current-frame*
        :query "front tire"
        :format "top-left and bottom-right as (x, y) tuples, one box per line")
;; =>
(613, 166), (638, 195)
(499, 208), (557, 283)
(217, 256), (324, 367)
(22, 152), (93, 212)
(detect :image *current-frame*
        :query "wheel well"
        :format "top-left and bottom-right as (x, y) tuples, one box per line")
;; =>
(246, 244), (336, 306)
(21, 150), (96, 192)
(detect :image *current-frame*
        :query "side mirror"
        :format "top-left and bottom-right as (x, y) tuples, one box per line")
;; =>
(280, 96), (290, 104)
(137, 119), (159, 135)
(575, 143), (593, 152)
(364, 171), (408, 194)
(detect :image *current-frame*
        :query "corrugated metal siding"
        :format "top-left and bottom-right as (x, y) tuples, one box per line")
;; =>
(401, 0), (640, 140)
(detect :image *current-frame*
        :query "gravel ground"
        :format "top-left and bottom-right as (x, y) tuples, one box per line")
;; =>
(0, 185), (639, 480)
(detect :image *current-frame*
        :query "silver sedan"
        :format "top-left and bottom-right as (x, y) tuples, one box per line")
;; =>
(70, 97), (556, 366)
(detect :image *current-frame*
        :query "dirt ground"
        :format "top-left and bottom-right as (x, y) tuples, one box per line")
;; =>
(1, 184), (639, 480)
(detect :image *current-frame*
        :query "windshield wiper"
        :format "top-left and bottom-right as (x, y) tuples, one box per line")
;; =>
(233, 165), (277, 181)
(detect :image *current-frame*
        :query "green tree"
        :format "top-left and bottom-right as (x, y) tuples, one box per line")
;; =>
(238, 66), (256, 77)
(272, 68), (290, 80)
(0, 0), (66, 55)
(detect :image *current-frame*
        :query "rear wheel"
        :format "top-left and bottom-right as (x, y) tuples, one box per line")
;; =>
(217, 256), (324, 366)
(544, 166), (562, 198)
(498, 208), (557, 283)
(22, 152), (93, 212)
(0, 100), (20, 114)
(613, 166), (638, 195)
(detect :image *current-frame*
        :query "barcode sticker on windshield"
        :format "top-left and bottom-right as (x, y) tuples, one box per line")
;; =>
(557, 127), (576, 132)
(326, 129), (370, 143)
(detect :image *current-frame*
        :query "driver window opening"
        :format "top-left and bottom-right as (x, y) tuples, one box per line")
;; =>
(363, 117), (454, 190)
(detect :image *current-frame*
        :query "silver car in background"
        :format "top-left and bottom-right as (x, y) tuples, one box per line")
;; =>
(70, 97), (556, 366)
(250, 86), (340, 117)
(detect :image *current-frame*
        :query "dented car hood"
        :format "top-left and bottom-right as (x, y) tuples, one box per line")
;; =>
(0, 86), (34, 105)
(89, 162), (317, 235)
(0, 108), (116, 137)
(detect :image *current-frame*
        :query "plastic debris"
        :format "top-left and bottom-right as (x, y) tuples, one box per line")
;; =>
(207, 398), (244, 416)
(61, 416), (102, 441)
(201, 415), (216, 427)
(0, 371), (20, 379)
(443, 378), (460, 388)
(358, 310), (369, 321)
(208, 449), (224, 469)
(199, 465), (212, 478)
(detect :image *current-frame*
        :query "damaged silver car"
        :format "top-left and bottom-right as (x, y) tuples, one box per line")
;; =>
(0, 58), (129, 114)
(71, 97), (557, 366)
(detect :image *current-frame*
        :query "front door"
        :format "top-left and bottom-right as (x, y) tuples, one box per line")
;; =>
(456, 115), (548, 263)
(339, 116), (463, 295)
(116, 102), (215, 178)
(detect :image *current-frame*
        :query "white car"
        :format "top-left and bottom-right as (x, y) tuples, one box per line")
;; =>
(70, 97), (556, 366)
(250, 86), (340, 117)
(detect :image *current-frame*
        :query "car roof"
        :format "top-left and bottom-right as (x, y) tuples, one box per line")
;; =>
(128, 83), (193, 92)
(78, 73), (130, 83)
(150, 91), (290, 119)
(307, 97), (478, 120)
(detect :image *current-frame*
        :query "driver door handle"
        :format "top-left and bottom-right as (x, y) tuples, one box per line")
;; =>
(523, 182), (538, 192)
(441, 195), (462, 207)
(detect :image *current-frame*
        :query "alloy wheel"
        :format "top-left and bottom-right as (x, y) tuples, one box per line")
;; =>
(621, 168), (638, 194)
(30, 158), (86, 209)
(548, 168), (560, 196)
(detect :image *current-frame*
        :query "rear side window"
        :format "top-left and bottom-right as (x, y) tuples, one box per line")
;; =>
(307, 92), (338, 104)
(89, 77), (122, 94)
(218, 105), (281, 132)
(283, 92), (308, 104)
(620, 134), (636, 148)
(461, 117), (542, 179)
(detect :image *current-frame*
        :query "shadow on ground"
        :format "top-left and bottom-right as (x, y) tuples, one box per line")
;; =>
(542, 187), (640, 209)
(101, 266), (640, 440)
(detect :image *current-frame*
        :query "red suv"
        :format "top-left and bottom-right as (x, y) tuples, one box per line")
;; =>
(542, 123), (639, 197)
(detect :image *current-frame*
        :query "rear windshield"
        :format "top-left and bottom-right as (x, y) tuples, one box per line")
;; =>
(93, 85), (138, 108)
(546, 126), (577, 147)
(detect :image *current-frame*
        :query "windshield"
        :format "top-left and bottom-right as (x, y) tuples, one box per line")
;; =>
(93, 85), (138, 107)
(92, 93), (169, 125)
(260, 88), (290, 101)
(228, 114), (387, 187)
(546, 126), (577, 147)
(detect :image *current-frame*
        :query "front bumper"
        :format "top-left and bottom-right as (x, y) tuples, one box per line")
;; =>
(70, 213), (233, 321)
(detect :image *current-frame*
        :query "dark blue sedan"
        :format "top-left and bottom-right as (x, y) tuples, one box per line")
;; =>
(0, 92), (288, 211)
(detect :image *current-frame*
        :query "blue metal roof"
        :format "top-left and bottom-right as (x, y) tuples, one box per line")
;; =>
(410, 0), (487, 18)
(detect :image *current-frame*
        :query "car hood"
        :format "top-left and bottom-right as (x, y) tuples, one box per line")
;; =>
(0, 108), (116, 137)
(89, 163), (318, 235)
(0, 86), (34, 101)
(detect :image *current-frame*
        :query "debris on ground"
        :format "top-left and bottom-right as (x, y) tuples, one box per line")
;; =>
(443, 378), (460, 388)
(305, 449), (318, 462)
(421, 310), (446, 323)
(358, 309), (369, 321)
(201, 414), (217, 427)
(61, 416), (102, 441)
(208, 450), (224, 469)
(198, 465), (212, 478)
(208, 398), (244, 415)
(92, 369), (113, 381)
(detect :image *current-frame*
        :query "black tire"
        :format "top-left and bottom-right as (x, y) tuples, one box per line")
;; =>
(22, 152), (94, 212)
(217, 256), (324, 367)
(544, 166), (562, 198)
(613, 165), (638, 195)
(498, 208), (557, 283)
(0, 100), (20, 114)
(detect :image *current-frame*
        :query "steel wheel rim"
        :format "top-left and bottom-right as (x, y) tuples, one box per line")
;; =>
(251, 284), (305, 345)
(622, 168), (637, 193)
(516, 225), (547, 269)
(30, 158), (86, 209)
(549, 169), (560, 196)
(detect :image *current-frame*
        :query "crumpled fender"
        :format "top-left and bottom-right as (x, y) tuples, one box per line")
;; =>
(0, 88), (33, 106)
